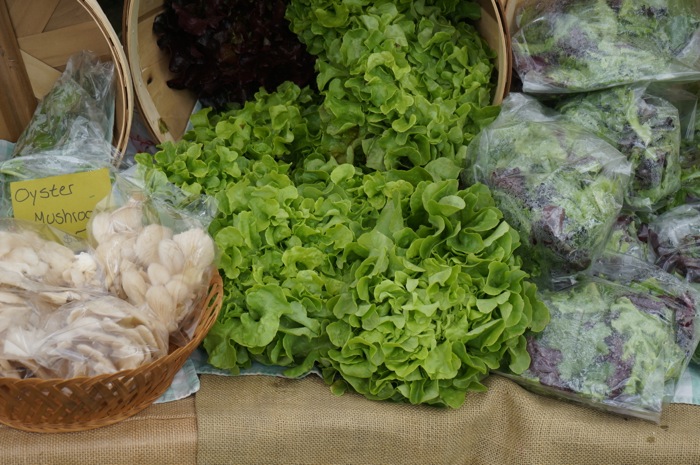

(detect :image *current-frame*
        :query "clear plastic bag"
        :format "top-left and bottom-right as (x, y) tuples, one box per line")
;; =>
(0, 220), (109, 378)
(554, 85), (682, 212)
(86, 170), (218, 346)
(589, 253), (700, 387)
(511, 0), (700, 93)
(647, 203), (700, 364)
(500, 255), (700, 423)
(0, 288), (52, 379)
(647, 203), (700, 282)
(35, 295), (170, 378)
(12, 51), (115, 157)
(0, 218), (102, 289)
(0, 51), (118, 217)
(463, 93), (630, 284)
(604, 215), (652, 262)
(0, 207), (215, 379)
(648, 82), (700, 204)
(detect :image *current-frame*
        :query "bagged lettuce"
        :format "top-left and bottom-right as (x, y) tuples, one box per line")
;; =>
(0, 51), (118, 217)
(650, 82), (700, 205)
(555, 85), (682, 212)
(604, 215), (652, 262)
(648, 203), (700, 283)
(463, 93), (630, 283)
(647, 204), (700, 363)
(511, 0), (700, 93)
(500, 254), (700, 423)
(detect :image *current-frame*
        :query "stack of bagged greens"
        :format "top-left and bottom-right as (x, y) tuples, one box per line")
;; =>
(481, 0), (700, 422)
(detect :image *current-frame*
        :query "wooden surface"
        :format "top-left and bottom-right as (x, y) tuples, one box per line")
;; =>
(0, 0), (37, 141)
(476, 0), (512, 104)
(124, 0), (197, 144)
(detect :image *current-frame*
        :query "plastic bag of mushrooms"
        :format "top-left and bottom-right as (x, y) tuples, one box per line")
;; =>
(0, 175), (217, 379)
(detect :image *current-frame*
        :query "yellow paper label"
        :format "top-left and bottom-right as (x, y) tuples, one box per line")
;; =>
(10, 168), (112, 238)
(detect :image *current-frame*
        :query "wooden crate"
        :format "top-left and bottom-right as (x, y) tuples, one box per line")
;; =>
(123, 0), (512, 145)
(0, 0), (134, 155)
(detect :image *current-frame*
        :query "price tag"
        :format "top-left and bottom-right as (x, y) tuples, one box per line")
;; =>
(10, 168), (112, 238)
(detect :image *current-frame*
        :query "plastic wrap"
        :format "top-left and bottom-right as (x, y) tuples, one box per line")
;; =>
(589, 253), (700, 387)
(0, 51), (118, 217)
(648, 203), (700, 283)
(555, 85), (682, 212)
(648, 82), (700, 204)
(0, 289), (50, 379)
(463, 93), (630, 283)
(0, 220), (107, 378)
(511, 0), (700, 93)
(86, 171), (218, 345)
(0, 211), (214, 379)
(500, 255), (700, 423)
(604, 215), (652, 262)
(35, 296), (169, 378)
(12, 51), (115, 157)
(0, 219), (101, 289)
(648, 203), (700, 365)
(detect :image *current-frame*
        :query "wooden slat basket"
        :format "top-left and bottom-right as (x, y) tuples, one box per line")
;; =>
(0, 272), (224, 433)
(0, 0), (134, 155)
(123, 0), (512, 145)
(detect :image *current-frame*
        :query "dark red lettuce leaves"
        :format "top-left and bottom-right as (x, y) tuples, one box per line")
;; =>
(153, 0), (317, 109)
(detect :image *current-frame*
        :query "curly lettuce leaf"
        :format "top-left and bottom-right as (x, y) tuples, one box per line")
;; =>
(286, 0), (500, 172)
(318, 177), (549, 408)
(136, 84), (549, 408)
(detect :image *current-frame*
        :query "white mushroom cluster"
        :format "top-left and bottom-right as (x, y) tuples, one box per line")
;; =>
(0, 198), (217, 380)
(0, 229), (100, 289)
(0, 229), (104, 378)
(0, 289), (50, 379)
(89, 197), (216, 334)
(37, 296), (170, 378)
(0, 290), (170, 379)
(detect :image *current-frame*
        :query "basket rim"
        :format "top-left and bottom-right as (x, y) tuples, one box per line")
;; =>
(80, 0), (135, 160)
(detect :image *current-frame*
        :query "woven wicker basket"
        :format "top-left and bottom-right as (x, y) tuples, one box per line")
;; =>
(0, 272), (223, 433)
(0, 0), (133, 156)
(123, 0), (512, 145)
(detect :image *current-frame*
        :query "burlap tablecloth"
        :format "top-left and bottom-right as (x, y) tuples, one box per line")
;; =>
(197, 375), (700, 465)
(2, 373), (700, 464)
